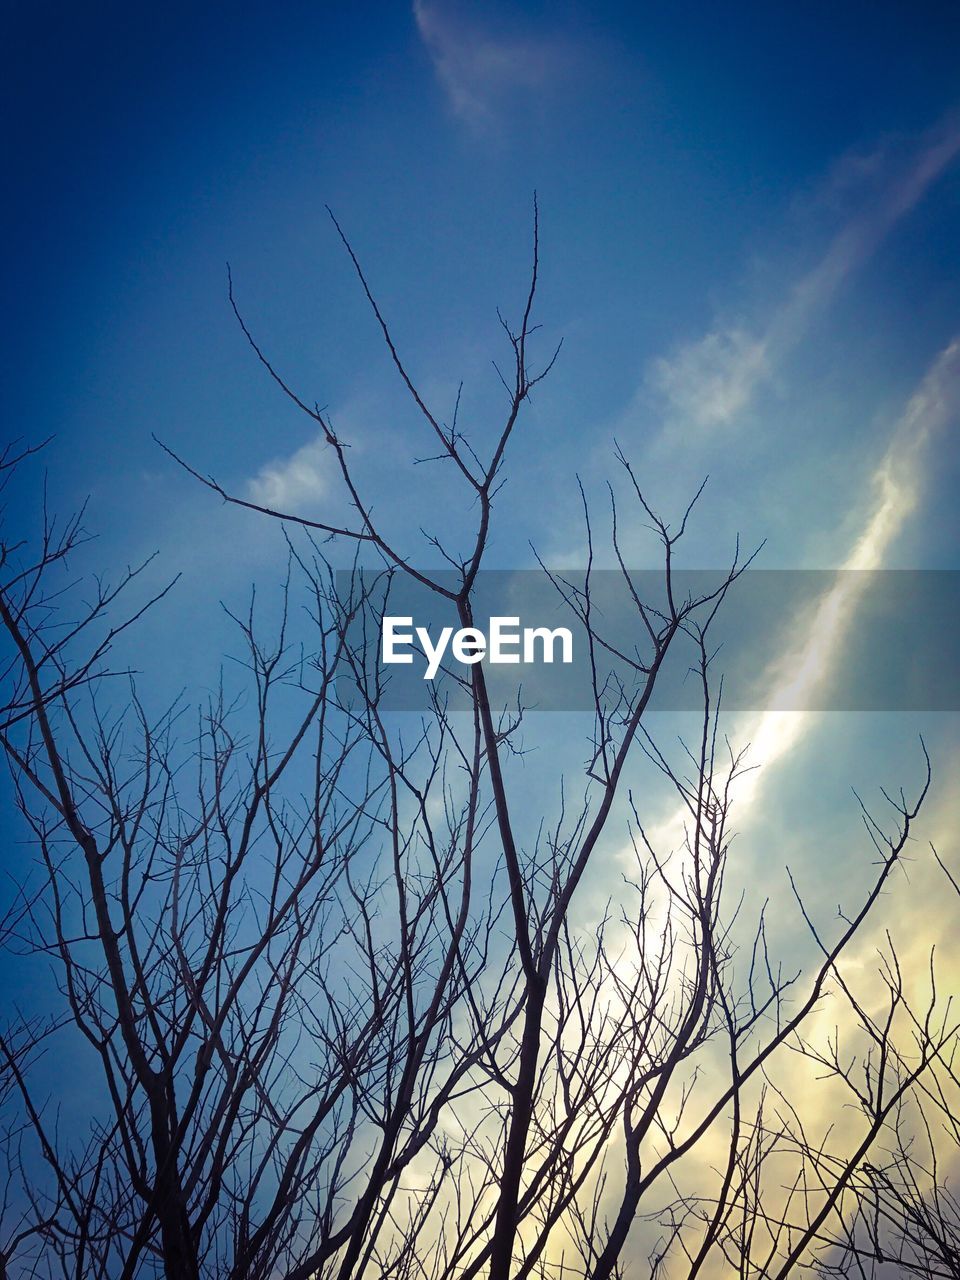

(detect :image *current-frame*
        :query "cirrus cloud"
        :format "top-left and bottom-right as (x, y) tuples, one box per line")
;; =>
(413, 0), (577, 132)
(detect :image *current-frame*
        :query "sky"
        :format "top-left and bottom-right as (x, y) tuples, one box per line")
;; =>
(4, 0), (957, 784)
(5, 2), (960, 581)
(2, 3), (960, 1270)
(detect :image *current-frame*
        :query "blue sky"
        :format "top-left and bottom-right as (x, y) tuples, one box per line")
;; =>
(3, 7), (960, 1271)
(6, 2), (960, 575)
(4, 0), (959, 873)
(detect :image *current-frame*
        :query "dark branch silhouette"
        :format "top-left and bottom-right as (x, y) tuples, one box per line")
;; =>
(0, 211), (949, 1280)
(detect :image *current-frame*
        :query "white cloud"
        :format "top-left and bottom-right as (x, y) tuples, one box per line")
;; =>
(647, 115), (960, 439)
(598, 332), (960, 1051)
(413, 0), (573, 131)
(648, 327), (769, 430)
(738, 336), (960, 781)
(247, 433), (330, 513)
(638, 335), (960, 870)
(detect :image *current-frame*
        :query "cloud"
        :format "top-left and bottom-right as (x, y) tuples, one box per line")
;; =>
(247, 433), (330, 513)
(632, 333), (960, 891)
(734, 336), (960, 790)
(577, 339), (960, 1273)
(413, 0), (573, 131)
(647, 327), (769, 431)
(648, 114), (960, 438)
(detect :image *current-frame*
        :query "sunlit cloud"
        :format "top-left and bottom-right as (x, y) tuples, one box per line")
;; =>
(590, 342), (960, 1275)
(737, 336), (960, 794)
(629, 335), (960, 870)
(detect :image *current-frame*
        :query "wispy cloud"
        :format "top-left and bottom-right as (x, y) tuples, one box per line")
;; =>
(247, 434), (330, 513)
(736, 335), (960, 791)
(649, 114), (960, 437)
(584, 339), (960, 1272)
(648, 327), (769, 431)
(413, 0), (573, 131)
(630, 334), (960, 878)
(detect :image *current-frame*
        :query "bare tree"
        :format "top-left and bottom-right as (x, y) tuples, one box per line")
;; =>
(0, 208), (950, 1280)
(759, 849), (960, 1280)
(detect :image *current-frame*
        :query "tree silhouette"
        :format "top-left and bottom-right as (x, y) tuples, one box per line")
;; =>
(0, 210), (950, 1280)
